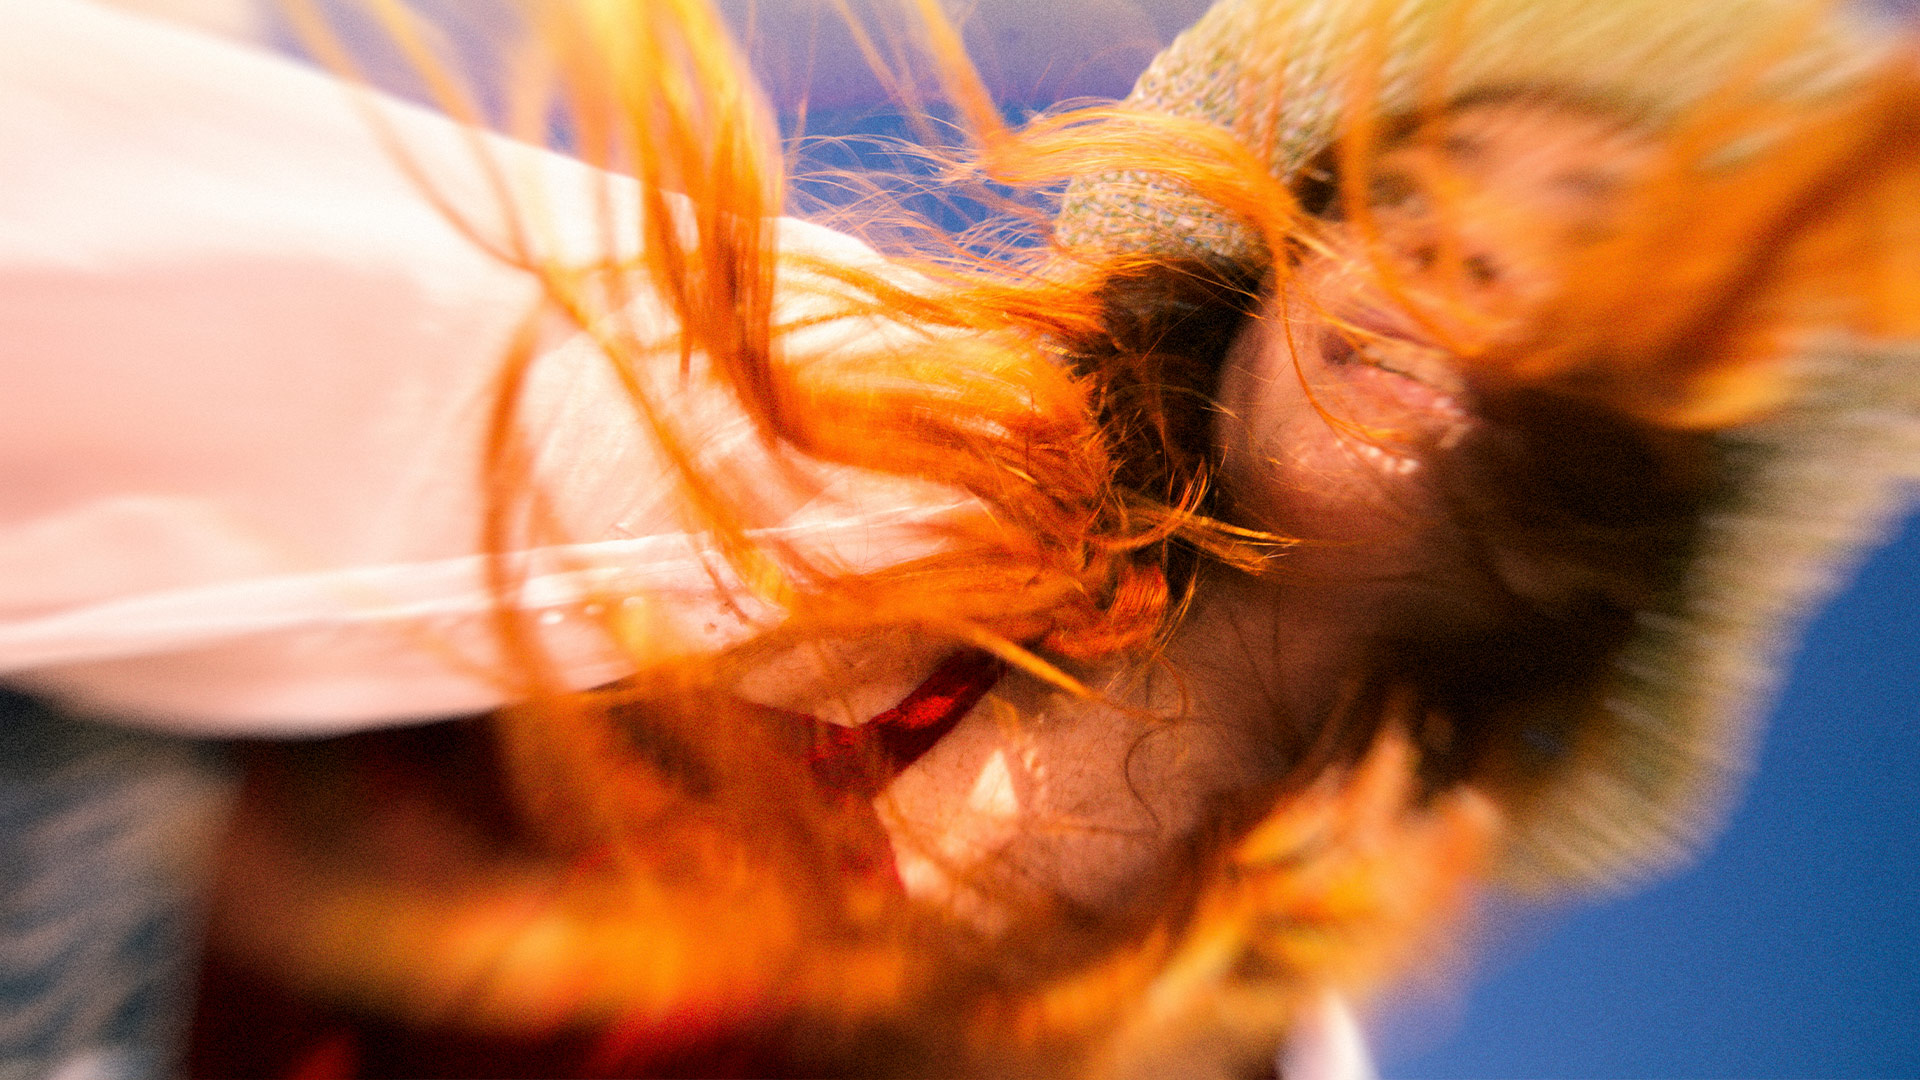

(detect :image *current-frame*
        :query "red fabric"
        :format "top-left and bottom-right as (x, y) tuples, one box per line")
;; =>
(191, 651), (1006, 1079)
(803, 648), (1007, 798)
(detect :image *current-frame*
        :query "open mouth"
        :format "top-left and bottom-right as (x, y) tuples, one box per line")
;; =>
(1319, 314), (1473, 429)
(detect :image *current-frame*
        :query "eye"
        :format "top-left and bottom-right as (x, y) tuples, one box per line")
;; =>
(1368, 169), (1419, 210)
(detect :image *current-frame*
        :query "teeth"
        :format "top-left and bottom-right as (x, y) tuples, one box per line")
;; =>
(1352, 439), (1420, 475)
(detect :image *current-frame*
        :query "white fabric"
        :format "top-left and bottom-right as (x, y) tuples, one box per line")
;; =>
(93, 0), (265, 41)
(0, 0), (968, 734)
(1278, 992), (1379, 1080)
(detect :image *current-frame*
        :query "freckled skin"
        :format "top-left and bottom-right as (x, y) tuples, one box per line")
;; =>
(883, 100), (1659, 929)
(1216, 100), (1656, 564)
(881, 636), (1295, 931)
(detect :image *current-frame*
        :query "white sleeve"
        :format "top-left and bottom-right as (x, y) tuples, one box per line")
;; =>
(0, 0), (966, 735)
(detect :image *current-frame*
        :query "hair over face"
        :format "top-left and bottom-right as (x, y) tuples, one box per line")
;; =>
(194, 2), (1920, 1075)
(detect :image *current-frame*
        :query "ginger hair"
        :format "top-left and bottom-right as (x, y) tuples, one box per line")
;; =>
(213, 2), (1920, 1073)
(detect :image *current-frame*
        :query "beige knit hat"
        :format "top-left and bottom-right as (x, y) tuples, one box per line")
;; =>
(1057, 0), (1920, 890)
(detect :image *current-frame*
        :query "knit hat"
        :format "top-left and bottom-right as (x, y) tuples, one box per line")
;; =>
(1058, 0), (1920, 890)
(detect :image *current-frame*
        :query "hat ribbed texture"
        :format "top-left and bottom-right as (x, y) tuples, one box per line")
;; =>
(1511, 340), (1920, 889)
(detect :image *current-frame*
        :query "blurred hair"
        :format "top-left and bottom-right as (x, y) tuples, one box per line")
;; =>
(213, 1), (1920, 1073)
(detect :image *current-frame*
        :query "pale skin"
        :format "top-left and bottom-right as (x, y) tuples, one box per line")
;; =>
(880, 98), (1661, 928)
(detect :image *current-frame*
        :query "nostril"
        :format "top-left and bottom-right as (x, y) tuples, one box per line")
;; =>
(1463, 254), (1499, 286)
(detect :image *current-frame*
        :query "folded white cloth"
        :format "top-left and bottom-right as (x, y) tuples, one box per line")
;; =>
(0, 0), (968, 735)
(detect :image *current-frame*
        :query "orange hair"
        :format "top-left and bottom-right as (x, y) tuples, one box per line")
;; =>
(204, 1), (1920, 1074)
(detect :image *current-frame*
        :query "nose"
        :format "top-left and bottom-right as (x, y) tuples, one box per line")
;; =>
(1375, 196), (1559, 316)
(1393, 220), (1514, 297)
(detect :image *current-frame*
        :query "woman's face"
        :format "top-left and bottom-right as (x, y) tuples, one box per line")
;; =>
(1214, 98), (1657, 579)
(879, 99), (1663, 933)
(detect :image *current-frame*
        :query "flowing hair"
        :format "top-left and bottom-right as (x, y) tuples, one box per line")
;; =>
(202, 1), (1920, 1074)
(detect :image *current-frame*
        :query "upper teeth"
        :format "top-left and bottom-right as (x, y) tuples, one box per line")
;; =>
(1352, 439), (1420, 475)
